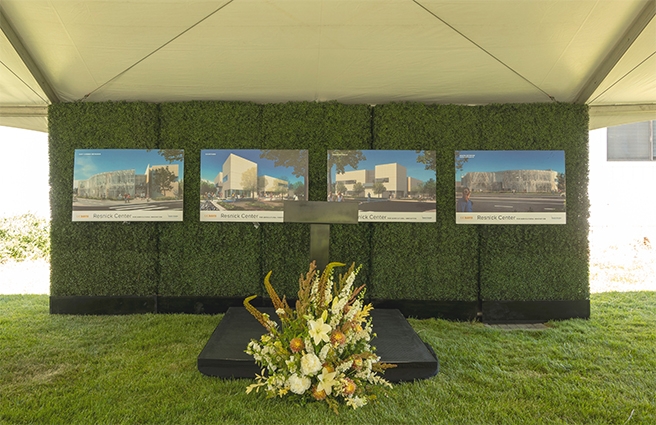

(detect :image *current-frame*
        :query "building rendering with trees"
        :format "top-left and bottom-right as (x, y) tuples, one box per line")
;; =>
(461, 170), (558, 193)
(75, 164), (180, 200)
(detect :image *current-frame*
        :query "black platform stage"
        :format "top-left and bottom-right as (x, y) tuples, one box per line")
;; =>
(198, 307), (439, 382)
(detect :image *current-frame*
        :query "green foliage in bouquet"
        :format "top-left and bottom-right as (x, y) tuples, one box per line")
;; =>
(243, 261), (396, 412)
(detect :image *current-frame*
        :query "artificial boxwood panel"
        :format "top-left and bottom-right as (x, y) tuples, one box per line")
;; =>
(48, 102), (160, 296)
(158, 101), (263, 296)
(157, 222), (261, 297)
(52, 250), (159, 296)
(258, 102), (373, 298)
(477, 103), (589, 301)
(370, 104), (480, 300)
(48, 100), (590, 310)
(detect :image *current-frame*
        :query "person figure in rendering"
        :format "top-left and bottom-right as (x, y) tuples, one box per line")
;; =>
(457, 187), (473, 212)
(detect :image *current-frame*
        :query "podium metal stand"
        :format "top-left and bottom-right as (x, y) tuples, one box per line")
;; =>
(283, 201), (358, 271)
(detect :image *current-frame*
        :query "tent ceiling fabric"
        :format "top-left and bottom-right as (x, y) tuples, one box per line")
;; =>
(1, 0), (654, 133)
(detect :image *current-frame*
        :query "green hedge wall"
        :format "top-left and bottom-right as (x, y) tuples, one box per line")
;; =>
(158, 102), (263, 297)
(49, 100), (588, 303)
(49, 102), (160, 296)
(370, 104), (480, 300)
(477, 103), (590, 301)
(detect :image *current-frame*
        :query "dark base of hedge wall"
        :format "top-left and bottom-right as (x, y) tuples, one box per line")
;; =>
(370, 299), (478, 321)
(49, 296), (157, 315)
(482, 300), (590, 323)
(50, 296), (477, 320)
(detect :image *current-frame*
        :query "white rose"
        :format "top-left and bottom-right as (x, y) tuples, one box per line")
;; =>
(287, 373), (311, 394)
(300, 352), (322, 376)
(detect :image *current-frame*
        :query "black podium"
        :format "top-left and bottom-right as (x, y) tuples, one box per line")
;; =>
(197, 201), (438, 381)
(198, 307), (439, 382)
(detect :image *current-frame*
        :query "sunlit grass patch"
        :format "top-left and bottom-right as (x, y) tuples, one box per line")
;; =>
(1, 292), (655, 424)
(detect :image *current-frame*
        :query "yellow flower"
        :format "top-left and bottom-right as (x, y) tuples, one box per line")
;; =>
(308, 311), (332, 345)
(316, 367), (338, 396)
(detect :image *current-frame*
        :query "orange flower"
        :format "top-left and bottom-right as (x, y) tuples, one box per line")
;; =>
(342, 378), (357, 396)
(289, 337), (304, 353)
(330, 330), (346, 346)
(312, 386), (327, 400)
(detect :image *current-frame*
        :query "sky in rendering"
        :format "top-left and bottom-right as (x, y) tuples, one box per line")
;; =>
(456, 150), (565, 182)
(200, 149), (306, 184)
(73, 149), (184, 180)
(328, 150), (436, 183)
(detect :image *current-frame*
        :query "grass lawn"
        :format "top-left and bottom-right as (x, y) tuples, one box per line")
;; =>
(1, 292), (655, 424)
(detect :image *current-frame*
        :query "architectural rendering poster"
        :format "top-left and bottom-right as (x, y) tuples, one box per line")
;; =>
(455, 150), (566, 224)
(200, 149), (307, 222)
(72, 149), (184, 222)
(328, 150), (437, 222)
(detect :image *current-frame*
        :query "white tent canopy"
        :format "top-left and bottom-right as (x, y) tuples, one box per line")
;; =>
(1, 0), (654, 133)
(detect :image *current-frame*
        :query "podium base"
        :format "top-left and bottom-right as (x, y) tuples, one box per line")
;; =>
(198, 307), (439, 382)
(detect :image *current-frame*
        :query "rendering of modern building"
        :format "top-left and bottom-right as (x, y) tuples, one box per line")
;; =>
(461, 170), (558, 193)
(375, 163), (407, 198)
(335, 163), (411, 198)
(334, 169), (375, 196)
(408, 176), (423, 194)
(75, 164), (180, 200)
(76, 169), (141, 200)
(261, 175), (288, 197)
(212, 154), (291, 199)
(217, 154), (258, 198)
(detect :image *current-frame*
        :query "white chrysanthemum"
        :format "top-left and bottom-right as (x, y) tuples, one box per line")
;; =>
(300, 352), (322, 376)
(287, 373), (312, 394)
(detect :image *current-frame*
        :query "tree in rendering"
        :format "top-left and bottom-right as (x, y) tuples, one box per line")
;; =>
(150, 167), (177, 199)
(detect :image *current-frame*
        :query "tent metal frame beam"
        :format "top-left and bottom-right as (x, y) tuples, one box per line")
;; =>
(589, 103), (656, 115)
(0, 8), (59, 104)
(575, 0), (656, 104)
(588, 103), (656, 129)
(0, 106), (48, 117)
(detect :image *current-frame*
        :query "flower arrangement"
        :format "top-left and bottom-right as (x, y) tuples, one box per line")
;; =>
(243, 261), (395, 412)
